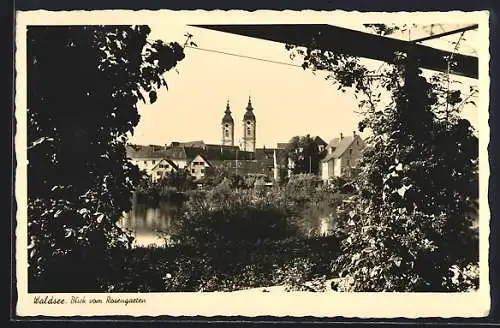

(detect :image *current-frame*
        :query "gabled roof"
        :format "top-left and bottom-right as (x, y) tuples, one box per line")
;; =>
(187, 153), (212, 167)
(151, 158), (179, 171)
(314, 136), (328, 146)
(322, 135), (361, 162)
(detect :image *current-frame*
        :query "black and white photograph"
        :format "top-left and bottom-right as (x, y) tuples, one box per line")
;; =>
(15, 10), (490, 317)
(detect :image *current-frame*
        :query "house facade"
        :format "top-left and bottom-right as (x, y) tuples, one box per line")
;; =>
(150, 159), (179, 182)
(321, 132), (366, 181)
(187, 154), (212, 181)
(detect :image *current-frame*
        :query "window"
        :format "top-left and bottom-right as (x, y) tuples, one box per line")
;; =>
(156, 171), (162, 176)
(191, 169), (195, 173)
(225, 124), (229, 128)
(201, 169), (205, 174)
(349, 148), (353, 155)
(247, 127), (251, 135)
(225, 129), (229, 137)
(143, 160), (147, 164)
(347, 159), (350, 166)
(152, 160), (156, 165)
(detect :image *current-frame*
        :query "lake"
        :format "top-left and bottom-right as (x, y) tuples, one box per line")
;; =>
(118, 193), (180, 247)
(117, 190), (339, 247)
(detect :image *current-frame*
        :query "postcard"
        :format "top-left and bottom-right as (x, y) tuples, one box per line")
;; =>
(14, 9), (490, 318)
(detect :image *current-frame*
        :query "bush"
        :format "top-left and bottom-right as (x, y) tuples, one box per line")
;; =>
(99, 235), (341, 292)
(170, 181), (300, 246)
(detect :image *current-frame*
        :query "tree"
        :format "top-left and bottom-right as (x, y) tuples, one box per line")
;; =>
(27, 26), (187, 291)
(159, 169), (197, 192)
(287, 27), (479, 291)
(285, 135), (326, 175)
(201, 167), (227, 188)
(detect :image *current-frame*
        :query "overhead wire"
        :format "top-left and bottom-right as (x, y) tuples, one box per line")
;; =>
(184, 45), (304, 69)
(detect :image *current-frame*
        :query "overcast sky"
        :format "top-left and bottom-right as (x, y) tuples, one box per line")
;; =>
(128, 23), (479, 148)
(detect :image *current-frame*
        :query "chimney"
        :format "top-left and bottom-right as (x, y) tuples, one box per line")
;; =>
(340, 132), (344, 140)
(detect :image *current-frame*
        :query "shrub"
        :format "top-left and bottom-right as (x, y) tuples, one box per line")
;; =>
(99, 235), (341, 292)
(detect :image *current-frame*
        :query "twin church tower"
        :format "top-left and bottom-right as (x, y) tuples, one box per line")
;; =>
(221, 97), (256, 153)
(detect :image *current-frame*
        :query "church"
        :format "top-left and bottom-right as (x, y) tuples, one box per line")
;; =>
(126, 97), (288, 182)
(222, 97), (256, 152)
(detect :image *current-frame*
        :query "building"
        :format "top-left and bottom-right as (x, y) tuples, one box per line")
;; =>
(186, 154), (212, 181)
(125, 97), (288, 183)
(320, 132), (366, 181)
(221, 100), (234, 146)
(150, 159), (179, 182)
(241, 97), (256, 153)
(126, 144), (170, 174)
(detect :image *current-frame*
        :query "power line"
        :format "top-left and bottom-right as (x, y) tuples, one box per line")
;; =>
(184, 45), (303, 69)
(184, 45), (386, 79)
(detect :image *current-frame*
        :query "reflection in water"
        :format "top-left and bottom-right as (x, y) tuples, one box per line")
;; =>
(118, 194), (179, 247)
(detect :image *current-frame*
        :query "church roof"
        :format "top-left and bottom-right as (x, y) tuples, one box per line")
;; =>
(222, 100), (234, 124)
(243, 96), (256, 121)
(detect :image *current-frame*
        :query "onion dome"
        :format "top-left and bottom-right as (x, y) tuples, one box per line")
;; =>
(222, 100), (234, 124)
(243, 96), (256, 121)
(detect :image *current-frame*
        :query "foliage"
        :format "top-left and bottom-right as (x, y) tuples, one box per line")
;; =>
(287, 27), (479, 291)
(169, 182), (299, 247)
(27, 25), (186, 291)
(98, 169), (346, 292)
(158, 169), (197, 192)
(99, 235), (340, 292)
(363, 23), (417, 36)
(201, 167), (228, 187)
(284, 174), (321, 203)
(285, 135), (326, 174)
(326, 176), (357, 194)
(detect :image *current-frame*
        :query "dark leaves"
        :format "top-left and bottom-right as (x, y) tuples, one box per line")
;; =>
(149, 90), (157, 104)
(27, 25), (186, 291)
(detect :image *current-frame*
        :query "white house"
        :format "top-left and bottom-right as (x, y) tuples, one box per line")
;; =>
(186, 154), (212, 181)
(321, 132), (365, 181)
(150, 159), (179, 182)
(126, 145), (169, 174)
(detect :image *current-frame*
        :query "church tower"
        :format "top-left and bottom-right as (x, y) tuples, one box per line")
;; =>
(221, 100), (234, 146)
(242, 96), (256, 153)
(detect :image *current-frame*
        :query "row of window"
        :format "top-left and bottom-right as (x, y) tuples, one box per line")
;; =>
(156, 169), (205, 176)
(192, 161), (206, 166)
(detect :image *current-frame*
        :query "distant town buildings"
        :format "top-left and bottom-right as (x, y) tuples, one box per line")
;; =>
(126, 98), (366, 183)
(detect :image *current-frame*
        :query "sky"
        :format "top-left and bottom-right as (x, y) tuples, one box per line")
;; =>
(128, 23), (479, 148)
